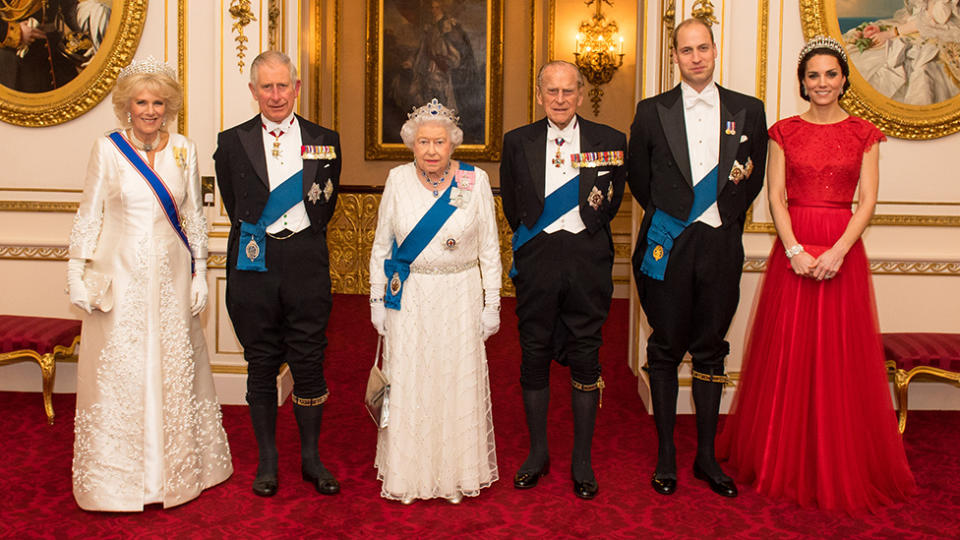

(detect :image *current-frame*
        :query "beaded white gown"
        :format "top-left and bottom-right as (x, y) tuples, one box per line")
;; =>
(68, 132), (232, 511)
(369, 162), (501, 501)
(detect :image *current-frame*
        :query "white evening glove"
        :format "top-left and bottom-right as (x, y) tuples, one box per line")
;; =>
(190, 259), (208, 316)
(66, 258), (92, 314)
(370, 295), (386, 336)
(481, 288), (501, 341)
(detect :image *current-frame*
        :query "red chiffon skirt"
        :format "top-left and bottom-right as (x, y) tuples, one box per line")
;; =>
(717, 202), (916, 513)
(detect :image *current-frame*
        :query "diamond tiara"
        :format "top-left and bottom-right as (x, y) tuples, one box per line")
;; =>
(407, 98), (460, 125)
(798, 35), (847, 64)
(117, 56), (178, 82)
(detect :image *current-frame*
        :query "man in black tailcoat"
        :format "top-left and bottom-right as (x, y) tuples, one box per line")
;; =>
(500, 60), (627, 500)
(214, 50), (341, 498)
(628, 18), (768, 497)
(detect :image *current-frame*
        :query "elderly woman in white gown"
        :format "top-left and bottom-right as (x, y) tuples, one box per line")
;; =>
(368, 99), (501, 504)
(843, 0), (960, 105)
(67, 57), (232, 511)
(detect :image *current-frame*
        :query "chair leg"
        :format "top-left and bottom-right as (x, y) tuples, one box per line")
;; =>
(38, 353), (56, 425)
(895, 369), (909, 434)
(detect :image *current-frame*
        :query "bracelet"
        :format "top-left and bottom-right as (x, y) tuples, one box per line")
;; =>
(369, 297), (384, 304)
(785, 244), (805, 259)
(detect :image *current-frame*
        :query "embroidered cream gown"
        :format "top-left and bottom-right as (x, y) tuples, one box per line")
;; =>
(369, 162), (500, 501)
(69, 132), (232, 511)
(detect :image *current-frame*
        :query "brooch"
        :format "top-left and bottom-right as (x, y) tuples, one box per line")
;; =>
(570, 150), (624, 168)
(588, 185), (604, 210)
(307, 182), (322, 204)
(301, 145), (337, 160)
(172, 146), (187, 169)
(444, 238), (458, 250)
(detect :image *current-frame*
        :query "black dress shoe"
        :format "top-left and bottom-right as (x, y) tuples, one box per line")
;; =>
(252, 474), (278, 497)
(650, 474), (677, 495)
(572, 475), (599, 500)
(303, 465), (340, 496)
(692, 462), (738, 498)
(513, 461), (550, 489)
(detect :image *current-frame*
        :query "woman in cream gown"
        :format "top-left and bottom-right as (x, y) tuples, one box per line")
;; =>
(67, 58), (232, 512)
(368, 99), (501, 504)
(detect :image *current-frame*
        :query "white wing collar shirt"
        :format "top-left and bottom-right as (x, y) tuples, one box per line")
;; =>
(261, 112), (310, 234)
(680, 81), (722, 228)
(543, 116), (586, 234)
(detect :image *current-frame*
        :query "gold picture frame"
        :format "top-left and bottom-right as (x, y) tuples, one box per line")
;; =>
(364, 0), (503, 161)
(799, 0), (960, 140)
(0, 0), (147, 127)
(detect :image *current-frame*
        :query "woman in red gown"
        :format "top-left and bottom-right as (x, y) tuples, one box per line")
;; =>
(716, 36), (916, 513)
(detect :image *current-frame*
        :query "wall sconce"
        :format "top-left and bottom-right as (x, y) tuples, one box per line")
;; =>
(573, 0), (625, 116)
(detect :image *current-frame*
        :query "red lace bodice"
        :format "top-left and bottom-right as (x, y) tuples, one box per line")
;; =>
(769, 116), (885, 205)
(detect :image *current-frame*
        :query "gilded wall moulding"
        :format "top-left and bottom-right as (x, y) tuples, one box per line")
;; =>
(0, 200), (78, 212)
(228, 0), (257, 73)
(799, 0), (960, 140)
(0, 245), (68, 260)
(0, 0), (147, 127)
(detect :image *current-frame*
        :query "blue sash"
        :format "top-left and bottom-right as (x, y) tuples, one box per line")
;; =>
(508, 175), (579, 278)
(383, 163), (474, 310)
(107, 131), (195, 274)
(640, 166), (719, 280)
(236, 170), (303, 272)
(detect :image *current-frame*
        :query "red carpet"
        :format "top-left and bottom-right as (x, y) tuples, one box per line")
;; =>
(2, 294), (959, 538)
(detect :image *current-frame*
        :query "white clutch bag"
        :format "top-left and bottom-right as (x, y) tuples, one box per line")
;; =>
(83, 269), (114, 312)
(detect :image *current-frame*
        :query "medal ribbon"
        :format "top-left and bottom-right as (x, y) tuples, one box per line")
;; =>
(107, 131), (195, 274)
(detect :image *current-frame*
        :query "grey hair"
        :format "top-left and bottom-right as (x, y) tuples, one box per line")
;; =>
(250, 50), (298, 86)
(399, 111), (464, 150)
(536, 60), (585, 89)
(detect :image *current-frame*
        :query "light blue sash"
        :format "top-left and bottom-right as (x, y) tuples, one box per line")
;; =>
(236, 170), (303, 272)
(108, 131), (195, 274)
(508, 175), (579, 278)
(640, 165), (718, 280)
(383, 163), (474, 310)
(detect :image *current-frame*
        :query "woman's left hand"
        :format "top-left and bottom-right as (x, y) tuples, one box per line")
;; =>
(811, 247), (845, 281)
(190, 273), (208, 316)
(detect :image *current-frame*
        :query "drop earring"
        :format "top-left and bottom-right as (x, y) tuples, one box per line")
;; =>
(127, 112), (132, 124)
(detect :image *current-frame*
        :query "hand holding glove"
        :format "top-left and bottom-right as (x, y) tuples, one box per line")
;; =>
(481, 288), (501, 341)
(370, 295), (386, 336)
(66, 258), (92, 314)
(190, 259), (208, 316)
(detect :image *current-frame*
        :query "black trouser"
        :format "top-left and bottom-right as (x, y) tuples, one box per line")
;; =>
(226, 228), (332, 405)
(639, 221), (744, 376)
(514, 229), (614, 389)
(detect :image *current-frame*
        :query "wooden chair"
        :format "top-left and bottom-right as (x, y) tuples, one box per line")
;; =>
(0, 315), (82, 424)
(882, 333), (960, 434)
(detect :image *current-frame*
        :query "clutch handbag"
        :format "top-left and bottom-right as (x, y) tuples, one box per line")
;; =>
(82, 269), (114, 312)
(364, 336), (390, 429)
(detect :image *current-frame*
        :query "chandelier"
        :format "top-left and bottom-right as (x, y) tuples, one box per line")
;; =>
(573, 0), (625, 116)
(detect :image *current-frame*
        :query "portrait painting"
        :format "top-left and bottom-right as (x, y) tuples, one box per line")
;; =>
(801, 0), (960, 139)
(0, 0), (145, 127)
(366, 0), (503, 160)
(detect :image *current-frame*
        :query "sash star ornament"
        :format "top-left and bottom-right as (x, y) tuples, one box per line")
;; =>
(308, 182), (322, 204)
(588, 186), (604, 210)
(728, 157), (754, 184)
(607, 182), (614, 202)
(323, 179), (334, 201)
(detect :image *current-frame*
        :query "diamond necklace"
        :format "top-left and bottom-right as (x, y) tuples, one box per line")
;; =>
(127, 129), (164, 152)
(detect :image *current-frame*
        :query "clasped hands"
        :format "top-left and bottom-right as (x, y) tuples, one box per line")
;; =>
(789, 248), (843, 281)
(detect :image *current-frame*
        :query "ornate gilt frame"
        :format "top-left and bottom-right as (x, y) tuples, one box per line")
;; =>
(364, 0), (503, 161)
(799, 0), (960, 140)
(0, 0), (147, 127)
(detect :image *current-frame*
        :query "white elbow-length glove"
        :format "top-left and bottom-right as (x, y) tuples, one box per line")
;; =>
(66, 258), (92, 314)
(480, 288), (501, 341)
(370, 292), (387, 336)
(190, 259), (208, 316)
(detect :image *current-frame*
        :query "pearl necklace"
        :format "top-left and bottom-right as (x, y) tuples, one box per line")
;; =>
(127, 129), (163, 152)
(418, 162), (451, 197)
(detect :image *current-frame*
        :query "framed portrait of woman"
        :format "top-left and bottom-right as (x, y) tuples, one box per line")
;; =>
(365, 0), (503, 160)
(0, 0), (146, 127)
(800, 0), (960, 139)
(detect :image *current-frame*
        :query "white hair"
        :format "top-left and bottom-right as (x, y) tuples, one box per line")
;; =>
(250, 50), (298, 86)
(399, 109), (464, 150)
